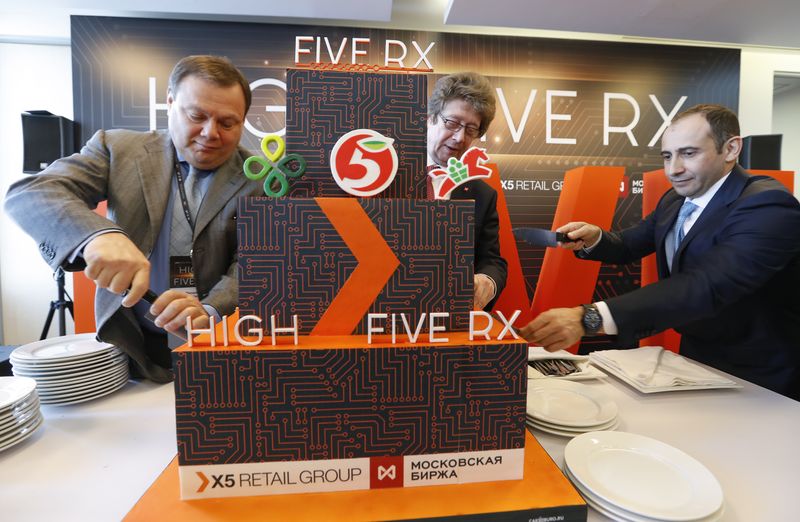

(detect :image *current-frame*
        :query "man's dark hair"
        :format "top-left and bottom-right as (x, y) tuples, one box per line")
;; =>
(672, 104), (741, 153)
(428, 72), (496, 136)
(168, 55), (252, 113)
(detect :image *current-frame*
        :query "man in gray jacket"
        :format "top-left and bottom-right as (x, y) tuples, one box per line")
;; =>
(5, 55), (262, 382)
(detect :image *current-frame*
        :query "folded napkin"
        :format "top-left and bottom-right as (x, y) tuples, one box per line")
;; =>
(590, 346), (736, 388)
(528, 346), (587, 362)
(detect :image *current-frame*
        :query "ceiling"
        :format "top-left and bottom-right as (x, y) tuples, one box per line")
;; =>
(444, 0), (800, 50)
(2, 0), (800, 50)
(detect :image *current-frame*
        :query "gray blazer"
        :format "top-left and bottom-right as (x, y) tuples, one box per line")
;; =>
(5, 129), (262, 381)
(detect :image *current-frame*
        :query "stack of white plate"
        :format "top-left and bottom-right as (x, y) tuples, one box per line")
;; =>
(0, 376), (43, 452)
(526, 379), (619, 437)
(10, 334), (129, 405)
(564, 431), (724, 521)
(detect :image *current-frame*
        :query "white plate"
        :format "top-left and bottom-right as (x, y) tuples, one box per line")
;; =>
(39, 367), (129, 397)
(0, 391), (39, 418)
(11, 354), (128, 380)
(0, 413), (43, 452)
(41, 375), (129, 406)
(11, 334), (115, 361)
(39, 367), (130, 399)
(0, 398), (41, 435)
(528, 418), (619, 438)
(527, 379), (618, 427)
(37, 366), (129, 396)
(565, 463), (651, 521)
(0, 409), (43, 445)
(22, 358), (128, 386)
(11, 348), (123, 370)
(590, 357), (741, 394)
(0, 377), (37, 410)
(565, 431), (723, 521)
(563, 464), (725, 522)
(9, 346), (122, 370)
(528, 413), (619, 432)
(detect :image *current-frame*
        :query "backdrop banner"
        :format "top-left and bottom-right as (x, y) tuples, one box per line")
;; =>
(71, 16), (740, 350)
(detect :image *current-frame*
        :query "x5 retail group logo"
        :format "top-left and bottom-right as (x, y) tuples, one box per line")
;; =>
(330, 129), (398, 197)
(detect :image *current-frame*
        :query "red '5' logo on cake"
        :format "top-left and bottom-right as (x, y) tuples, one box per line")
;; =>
(330, 129), (399, 197)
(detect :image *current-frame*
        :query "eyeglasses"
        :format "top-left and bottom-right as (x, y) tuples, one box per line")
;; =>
(439, 115), (482, 138)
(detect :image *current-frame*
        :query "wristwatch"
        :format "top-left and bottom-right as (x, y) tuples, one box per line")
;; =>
(581, 304), (603, 335)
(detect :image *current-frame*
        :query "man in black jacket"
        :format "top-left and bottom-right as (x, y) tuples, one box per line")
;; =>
(427, 72), (508, 311)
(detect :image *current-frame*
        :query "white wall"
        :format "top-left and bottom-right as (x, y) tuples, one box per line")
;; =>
(740, 47), (800, 196)
(0, 43), (74, 345)
(773, 82), (800, 178)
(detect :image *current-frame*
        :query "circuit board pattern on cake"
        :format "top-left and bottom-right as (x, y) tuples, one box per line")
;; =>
(174, 342), (527, 465)
(238, 197), (474, 334)
(285, 69), (428, 198)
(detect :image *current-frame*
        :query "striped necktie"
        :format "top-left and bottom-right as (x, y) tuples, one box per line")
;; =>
(667, 199), (698, 271)
(674, 200), (698, 252)
(170, 163), (204, 256)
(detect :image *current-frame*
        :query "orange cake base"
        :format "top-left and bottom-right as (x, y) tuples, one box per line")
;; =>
(125, 431), (586, 521)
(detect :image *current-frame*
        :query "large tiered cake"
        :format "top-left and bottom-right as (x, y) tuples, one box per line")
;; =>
(171, 70), (529, 500)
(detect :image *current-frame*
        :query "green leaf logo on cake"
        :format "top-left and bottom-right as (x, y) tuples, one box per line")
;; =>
(243, 134), (307, 198)
(330, 129), (399, 197)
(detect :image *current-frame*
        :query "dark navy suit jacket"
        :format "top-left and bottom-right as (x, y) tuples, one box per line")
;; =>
(451, 180), (508, 311)
(581, 166), (800, 399)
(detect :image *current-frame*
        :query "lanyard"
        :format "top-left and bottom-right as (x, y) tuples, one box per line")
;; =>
(174, 156), (196, 232)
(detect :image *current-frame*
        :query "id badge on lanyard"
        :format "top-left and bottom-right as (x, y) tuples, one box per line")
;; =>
(169, 255), (197, 298)
(167, 255), (196, 349)
(171, 155), (199, 298)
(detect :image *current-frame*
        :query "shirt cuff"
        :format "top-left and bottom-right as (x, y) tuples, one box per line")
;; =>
(594, 301), (618, 335)
(69, 228), (127, 264)
(203, 304), (221, 324)
(581, 231), (603, 254)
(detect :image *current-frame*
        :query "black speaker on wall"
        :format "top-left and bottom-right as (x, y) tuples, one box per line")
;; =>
(739, 134), (782, 170)
(21, 110), (77, 174)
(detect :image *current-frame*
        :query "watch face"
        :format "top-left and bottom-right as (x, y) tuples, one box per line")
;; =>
(582, 306), (602, 333)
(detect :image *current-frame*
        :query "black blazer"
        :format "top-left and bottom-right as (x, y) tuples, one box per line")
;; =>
(581, 166), (800, 399)
(450, 180), (508, 310)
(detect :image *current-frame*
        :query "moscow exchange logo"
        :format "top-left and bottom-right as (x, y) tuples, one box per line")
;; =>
(370, 456), (403, 489)
(330, 129), (399, 197)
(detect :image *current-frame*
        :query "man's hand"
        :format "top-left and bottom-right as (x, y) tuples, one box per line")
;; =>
(83, 232), (150, 307)
(473, 274), (496, 310)
(519, 307), (585, 351)
(149, 290), (210, 335)
(556, 222), (602, 251)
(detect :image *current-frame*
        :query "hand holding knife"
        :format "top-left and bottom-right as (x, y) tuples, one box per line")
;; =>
(513, 227), (577, 248)
(124, 288), (188, 340)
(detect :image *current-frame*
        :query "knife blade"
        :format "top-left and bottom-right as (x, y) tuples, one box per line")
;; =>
(513, 227), (573, 248)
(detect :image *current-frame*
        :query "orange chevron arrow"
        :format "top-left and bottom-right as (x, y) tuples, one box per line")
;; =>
(196, 471), (210, 493)
(312, 198), (399, 335)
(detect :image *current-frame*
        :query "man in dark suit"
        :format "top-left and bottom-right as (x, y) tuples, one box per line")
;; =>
(521, 104), (800, 400)
(5, 55), (262, 382)
(427, 72), (507, 310)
